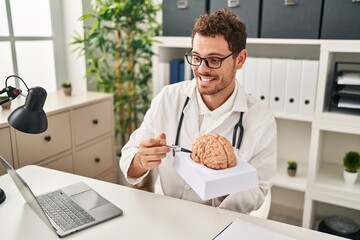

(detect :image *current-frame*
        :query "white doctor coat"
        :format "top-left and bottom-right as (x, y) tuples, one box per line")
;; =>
(120, 80), (277, 214)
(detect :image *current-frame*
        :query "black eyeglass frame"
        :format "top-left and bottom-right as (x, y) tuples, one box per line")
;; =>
(185, 49), (234, 69)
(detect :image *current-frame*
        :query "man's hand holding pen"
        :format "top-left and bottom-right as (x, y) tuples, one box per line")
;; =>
(128, 133), (171, 178)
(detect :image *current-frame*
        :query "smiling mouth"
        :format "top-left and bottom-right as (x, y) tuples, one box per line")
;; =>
(200, 76), (216, 82)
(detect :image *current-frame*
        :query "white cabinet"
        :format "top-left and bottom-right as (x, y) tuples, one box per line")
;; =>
(0, 91), (117, 183)
(0, 127), (14, 175)
(152, 36), (360, 230)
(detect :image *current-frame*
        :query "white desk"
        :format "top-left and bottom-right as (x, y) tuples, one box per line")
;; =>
(0, 166), (344, 240)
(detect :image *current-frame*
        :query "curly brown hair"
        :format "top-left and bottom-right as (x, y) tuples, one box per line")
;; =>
(191, 8), (247, 56)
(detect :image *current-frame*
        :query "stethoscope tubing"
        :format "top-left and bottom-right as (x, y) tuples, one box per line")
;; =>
(175, 96), (244, 151)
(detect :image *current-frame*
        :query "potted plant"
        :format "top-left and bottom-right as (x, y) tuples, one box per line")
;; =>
(343, 151), (360, 184)
(72, 0), (161, 148)
(61, 82), (72, 96)
(0, 96), (11, 109)
(72, 0), (161, 192)
(287, 161), (297, 177)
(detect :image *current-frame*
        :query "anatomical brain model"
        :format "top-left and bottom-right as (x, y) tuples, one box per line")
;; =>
(190, 133), (237, 170)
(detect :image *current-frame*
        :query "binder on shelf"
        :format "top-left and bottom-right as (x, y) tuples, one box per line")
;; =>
(243, 57), (257, 96)
(284, 59), (302, 115)
(269, 58), (287, 114)
(299, 60), (319, 117)
(170, 59), (184, 84)
(154, 62), (170, 96)
(179, 61), (184, 82)
(255, 58), (271, 107)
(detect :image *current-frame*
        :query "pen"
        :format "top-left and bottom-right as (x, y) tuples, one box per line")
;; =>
(166, 145), (192, 153)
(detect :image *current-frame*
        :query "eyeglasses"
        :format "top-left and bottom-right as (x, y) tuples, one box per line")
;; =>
(185, 49), (234, 69)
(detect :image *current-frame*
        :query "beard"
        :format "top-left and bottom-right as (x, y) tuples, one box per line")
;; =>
(196, 69), (236, 96)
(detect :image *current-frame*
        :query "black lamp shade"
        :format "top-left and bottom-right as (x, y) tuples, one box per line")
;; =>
(8, 87), (48, 134)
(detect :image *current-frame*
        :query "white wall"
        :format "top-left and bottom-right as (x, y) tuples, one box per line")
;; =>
(61, 0), (87, 93)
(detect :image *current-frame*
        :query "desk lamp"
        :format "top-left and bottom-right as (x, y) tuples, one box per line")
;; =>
(0, 75), (48, 204)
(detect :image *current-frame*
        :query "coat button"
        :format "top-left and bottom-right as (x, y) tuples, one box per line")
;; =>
(184, 185), (191, 191)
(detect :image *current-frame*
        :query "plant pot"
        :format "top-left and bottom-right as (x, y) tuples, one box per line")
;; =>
(63, 87), (72, 96)
(287, 168), (297, 177)
(0, 100), (11, 109)
(343, 170), (358, 184)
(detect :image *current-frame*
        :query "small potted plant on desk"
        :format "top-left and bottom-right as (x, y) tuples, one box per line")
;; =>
(343, 151), (360, 184)
(61, 82), (72, 96)
(287, 161), (297, 177)
(0, 96), (11, 109)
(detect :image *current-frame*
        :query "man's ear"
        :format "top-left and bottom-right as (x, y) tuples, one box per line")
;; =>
(235, 49), (248, 70)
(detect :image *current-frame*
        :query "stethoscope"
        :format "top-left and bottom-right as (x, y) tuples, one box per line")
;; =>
(174, 96), (244, 154)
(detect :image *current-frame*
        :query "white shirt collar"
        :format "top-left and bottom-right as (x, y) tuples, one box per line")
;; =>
(196, 81), (238, 120)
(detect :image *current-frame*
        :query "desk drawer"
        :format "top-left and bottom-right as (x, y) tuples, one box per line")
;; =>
(41, 154), (74, 173)
(74, 137), (114, 178)
(16, 112), (72, 166)
(73, 100), (112, 146)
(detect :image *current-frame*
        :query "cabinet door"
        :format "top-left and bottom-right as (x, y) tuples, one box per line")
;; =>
(74, 137), (114, 178)
(96, 169), (117, 183)
(73, 100), (112, 146)
(16, 111), (72, 166)
(0, 127), (13, 175)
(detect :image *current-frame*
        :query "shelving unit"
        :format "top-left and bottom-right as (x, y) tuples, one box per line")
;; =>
(151, 36), (360, 230)
(303, 42), (360, 230)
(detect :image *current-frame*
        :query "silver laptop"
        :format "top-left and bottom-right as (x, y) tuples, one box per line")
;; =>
(0, 156), (123, 238)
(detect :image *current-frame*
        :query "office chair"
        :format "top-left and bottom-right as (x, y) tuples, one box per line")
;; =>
(154, 174), (164, 195)
(249, 189), (272, 219)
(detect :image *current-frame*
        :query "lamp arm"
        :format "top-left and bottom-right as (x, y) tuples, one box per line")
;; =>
(0, 86), (22, 105)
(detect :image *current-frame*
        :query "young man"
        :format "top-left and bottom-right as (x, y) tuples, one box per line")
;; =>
(120, 9), (276, 214)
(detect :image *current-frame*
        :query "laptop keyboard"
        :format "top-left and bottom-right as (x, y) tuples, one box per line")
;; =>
(37, 190), (95, 232)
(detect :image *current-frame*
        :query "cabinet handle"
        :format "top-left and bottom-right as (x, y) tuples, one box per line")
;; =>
(274, 97), (280, 102)
(177, 0), (188, 9)
(227, 0), (239, 8)
(92, 119), (99, 125)
(44, 136), (52, 142)
(284, 0), (297, 5)
(94, 157), (101, 163)
(289, 98), (295, 103)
